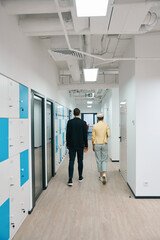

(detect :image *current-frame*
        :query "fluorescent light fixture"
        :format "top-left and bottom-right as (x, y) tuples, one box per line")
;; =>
(87, 101), (93, 104)
(84, 68), (98, 82)
(120, 101), (126, 105)
(75, 0), (109, 17)
(87, 105), (92, 108)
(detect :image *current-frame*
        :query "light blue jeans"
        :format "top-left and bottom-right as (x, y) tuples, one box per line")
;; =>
(94, 144), (108, 172)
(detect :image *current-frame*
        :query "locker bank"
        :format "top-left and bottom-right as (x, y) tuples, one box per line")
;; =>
(0, 1), (160, 239)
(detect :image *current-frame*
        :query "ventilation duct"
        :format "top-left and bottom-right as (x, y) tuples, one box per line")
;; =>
(139, 11), (158, 33)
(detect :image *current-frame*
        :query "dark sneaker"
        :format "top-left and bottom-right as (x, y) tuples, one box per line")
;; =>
(79, 176), (83, 182)
(68, 179), (73, 186)
(102, 175), (107, 185)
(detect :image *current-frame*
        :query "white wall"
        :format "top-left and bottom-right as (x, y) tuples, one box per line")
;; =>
(101, 89), (120, 161)
(0, 5), (75, 213)
(119, 38), (136, 193)
(76, 103), (101, 114)
(0, 5), (75, 108)
(135, 34), (160, 196)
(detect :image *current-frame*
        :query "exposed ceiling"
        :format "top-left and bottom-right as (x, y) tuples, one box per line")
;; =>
(2, 0), (160, 105)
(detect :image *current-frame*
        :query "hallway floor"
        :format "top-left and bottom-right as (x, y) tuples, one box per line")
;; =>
(14, 143), (160, 240)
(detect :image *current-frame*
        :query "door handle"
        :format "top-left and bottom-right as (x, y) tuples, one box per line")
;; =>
(119, 136), (122, 142)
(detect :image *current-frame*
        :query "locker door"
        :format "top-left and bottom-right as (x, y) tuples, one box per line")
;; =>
(18, 181), (29, 224)
(0, 75), (9, 118)
(9, 155), (21, 238)
(0, 199), (10, 240)
(120, 101), (127, 182)
(20, 150), (29, 187)
(19, 84), (28, 119)
(9, 155), (20, 195)
(10, 191), (21, 237)
(9, 119), (20, 157)
(8, 80), (19, 118)
(0, 118), (9, 162)
(55, 135), (58, 153)
(19, 119), (29, 153)
(59, 148), (62, 164)
(59, 119), (61, 134)
(0, 160), (9, 206)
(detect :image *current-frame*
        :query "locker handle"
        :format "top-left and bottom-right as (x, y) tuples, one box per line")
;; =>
(20, 107), (24, 111)
(119, 136), (122, 142)
(11, 223), (15, 228)
(10, 183), (14, 187)
(9, 144), (13, 147)
(9, 105), (13, 107)
(22, 209), (25, 213)
(20, 141), (24, 144)
(21, 175), (24, 177)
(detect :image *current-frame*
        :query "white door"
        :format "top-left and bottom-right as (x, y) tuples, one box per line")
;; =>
(120, 101), (127, 182)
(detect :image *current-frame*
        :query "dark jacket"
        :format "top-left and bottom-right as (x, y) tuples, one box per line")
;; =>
(66, 117), (88, 148)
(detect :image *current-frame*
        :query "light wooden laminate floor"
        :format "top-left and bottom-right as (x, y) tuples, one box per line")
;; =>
(14, 143), (160, 240)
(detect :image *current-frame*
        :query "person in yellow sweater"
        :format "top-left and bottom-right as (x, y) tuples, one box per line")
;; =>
(92, 112), (111, 184)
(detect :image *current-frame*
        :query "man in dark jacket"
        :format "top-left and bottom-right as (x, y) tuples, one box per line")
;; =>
(66, 108), (88, 186)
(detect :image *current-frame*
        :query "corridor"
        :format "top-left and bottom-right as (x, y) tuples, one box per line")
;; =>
(14, 142), (160, 240)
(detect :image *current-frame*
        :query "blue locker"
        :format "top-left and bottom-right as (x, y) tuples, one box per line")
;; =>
(55, 103), (58, 120)
(62, 107), (64, 119)
(0, 199), (10, 240)
(62, 132), (65, 146)
(20, 150), (29, 186)
(0, 118), (9, 162)
(59, 119), (61, 134)
(65, 120), (67, 130)
(19, 84), (28, 119)
(56, 135), (58, 153)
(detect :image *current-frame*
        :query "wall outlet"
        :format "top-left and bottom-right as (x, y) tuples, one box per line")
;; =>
(143, 181), (149, 187)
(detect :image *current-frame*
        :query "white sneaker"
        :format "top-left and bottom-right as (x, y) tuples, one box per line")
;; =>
(102, 175), (107, 185)
(99, 176), (102, 181)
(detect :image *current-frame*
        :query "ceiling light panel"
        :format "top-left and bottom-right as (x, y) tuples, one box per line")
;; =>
(84, 68), (98, 82)
(75, 0), (109, 17)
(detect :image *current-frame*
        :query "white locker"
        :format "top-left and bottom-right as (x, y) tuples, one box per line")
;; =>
(19, 119), (29, 152)
(0, 160), (9, 206)
(62, 146), (65, 160)
(55, 119), (58, 134)
(62, 119), (65, 130)
(8, 80), (19, 118)
(9, 155), (20, 194)
(10, 190), (22, 238)
(18, 181), (29, 223)
(58, 134), (62, 149)
(0, 75), (9, 117)
(9, 119), (20, 157)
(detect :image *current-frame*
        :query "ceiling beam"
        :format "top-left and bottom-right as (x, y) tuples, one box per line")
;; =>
(57, 83), (118, 90)
(2, 0), (72, 15)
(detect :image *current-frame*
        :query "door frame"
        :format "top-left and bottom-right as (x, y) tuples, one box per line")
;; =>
(31, 90), (46, 208)
(46, 98), (55, 181)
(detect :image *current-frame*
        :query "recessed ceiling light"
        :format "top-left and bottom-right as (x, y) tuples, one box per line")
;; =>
(87, 101), (93, 104)
(87, 105), (92, 108)
(75, 0), (109, 17)
(84, 68), (98, 82)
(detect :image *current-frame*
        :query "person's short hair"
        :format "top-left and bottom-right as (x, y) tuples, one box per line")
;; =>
(73, 108), (80, 116)
(97, 112), (104, 121)
(97, 117), (104, 121)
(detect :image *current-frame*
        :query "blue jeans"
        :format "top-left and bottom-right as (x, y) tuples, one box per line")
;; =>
(94, 144), (108, 172)
(68, 147), (84, 179)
